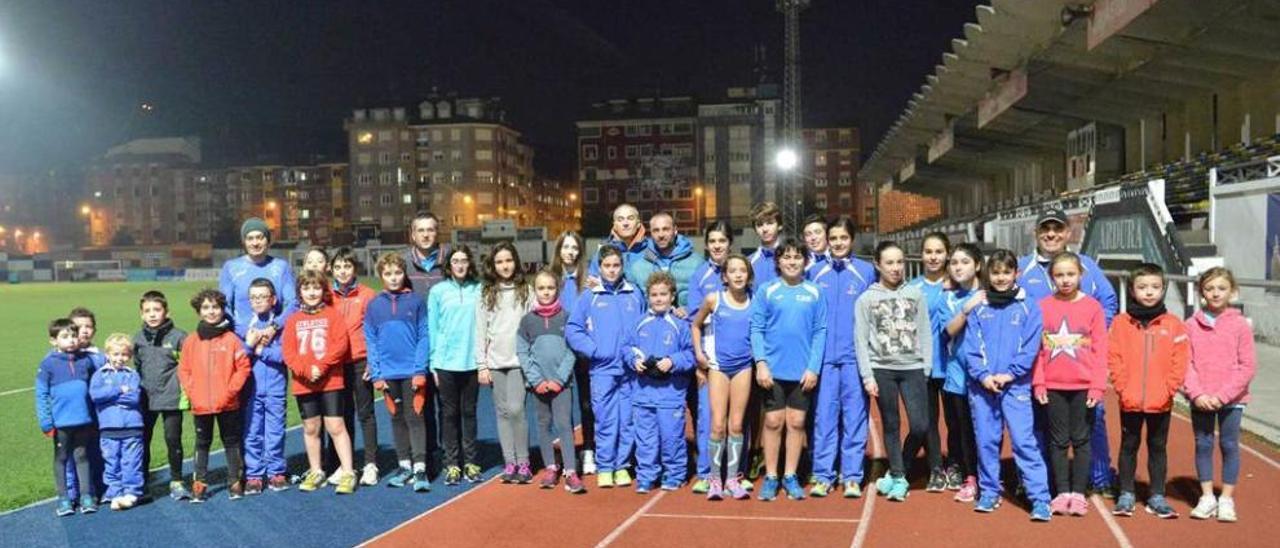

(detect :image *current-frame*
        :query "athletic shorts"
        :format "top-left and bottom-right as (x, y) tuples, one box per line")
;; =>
(762, 380), (809, 412)
(710, 358), (753, 378)
(297, 390), (345, 419)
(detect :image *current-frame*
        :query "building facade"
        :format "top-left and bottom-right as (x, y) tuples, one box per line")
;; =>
(801, 127), (873, 232)
(698, 85), (781, 227)
(84, 137), (203, 247)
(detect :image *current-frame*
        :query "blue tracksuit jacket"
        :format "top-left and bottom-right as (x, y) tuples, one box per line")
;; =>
(566, 279), (647, 377)
(750, 279), (827, 382)
(908, 276), (948, 380)
(685, 260), (724, 320)
(810, 256), (875, 484)
(931, 287), (976, 395)
(90, 365), (145, 498)
(219, 255), (296, 332)
(35, 351), (97, 432)
(623, 311), (695, 408)
(747, 245), (778, 289)
(237, 310), (289, 478)
(365, 289), (431, 381)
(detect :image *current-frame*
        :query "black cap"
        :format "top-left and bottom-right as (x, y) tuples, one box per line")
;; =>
(1036, 207), (1067, 227)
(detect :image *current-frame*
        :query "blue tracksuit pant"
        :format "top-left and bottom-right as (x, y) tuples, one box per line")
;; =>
(1090, 405), (1113, 487)
(811, 359), (869, 484)
(971, 383), (1049, 503)
(244, 367), (287, 479)
(100, 435), (144, 498)
(592, 373), (635, 473)
(635, 405), (687, 487)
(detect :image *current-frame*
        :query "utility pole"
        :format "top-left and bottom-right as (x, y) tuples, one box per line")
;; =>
(776, 0), (810, 233)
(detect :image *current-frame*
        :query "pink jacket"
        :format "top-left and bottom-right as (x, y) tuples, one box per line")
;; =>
(1183, 308), (1256, 405)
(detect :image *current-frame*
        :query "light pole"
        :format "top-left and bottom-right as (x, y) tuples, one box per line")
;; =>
(694, 186), (704, 228)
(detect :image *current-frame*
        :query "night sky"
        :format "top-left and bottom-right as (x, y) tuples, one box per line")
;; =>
(0, 0), (978, 176)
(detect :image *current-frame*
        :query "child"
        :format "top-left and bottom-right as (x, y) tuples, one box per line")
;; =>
(747, 202), (782, 288)
(476, 241), (534, 483)
(801, 214), (830, 279)
(625, 272), (695, 493)
(238, 278), (290, 494)
(1033, 252), (1108, 516)
(567, 245), (646, 489)
(331, 247), (380, 486)
(751, 237), (826, 501)
(1184, 267), (1256, 522)
(931, 244), (985, 502)
(691, 253), (755, 500)
(90, 334), (145, 510)
(1108, 263), (1189, 518)
(686, 220), (735, 495)
(962, 249), (1051, 521)
(550, 230), (596, 475)
(302, 246), (330, 274)
(856, 241), (931, 502)
(809, 216), (876, 499)
(66, 307), (106, 501)
(908, 232), (951, 492)
(366, 252), (432, 491)
(178, 288), (252, 503)
(431, 246), (483, 485)
(35, 318), (98, 516)
(133, 291), (190, 500)
(69, 307), (104, 357)
(518, 269), (586, 493)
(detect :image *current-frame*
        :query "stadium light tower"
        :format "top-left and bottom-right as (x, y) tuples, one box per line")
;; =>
(777, 0), (810, 233)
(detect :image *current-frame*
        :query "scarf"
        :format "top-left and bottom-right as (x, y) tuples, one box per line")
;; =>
(197, 319), (233, 341)
(986, 285), (1020, 307)
(142, 318), (174, 346)
(333, 277), (359, 297)
(1128, 299), (1167, 327)
(299, 301), (326, 315)
(414, 245), (440, 272)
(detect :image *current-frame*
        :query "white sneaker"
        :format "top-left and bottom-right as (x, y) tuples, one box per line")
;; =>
(1190, 495), (1217, 519)
(118, 495), (136, 510)
(1217, 497), (1237, 522)
(327, 470), (343, 486)
(360, 463), (380, 486)
(110, 497), (123, 511)
(582, 450), (597, 475)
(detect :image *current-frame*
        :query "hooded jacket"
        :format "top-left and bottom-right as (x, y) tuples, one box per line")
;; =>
(401, 244), (451, 304)
(475, 283), (534, 371)
(626, 234), (704, 306)
(90, 364), (144, 431)
(854, 282), (933, 381)
(428, 278), (480, 372)
(236, 310), (288, 397)
(178, 326), (252, 415)
(750, 278), (828, 382)
(623, 310), (695, 408)
(962, 288), (1043, 385)
(566, 278), (647, 377)
(1108, 311), (1189, 413)
(365, 289), (430, 382)
(284, 304), (351, 395)
(812, 255), (876, 367)
(1033, 294), (1109, 401)
(333, 280), (376, 361)
(34, 350), (97, 432)
(589, 226), (648, 278)
(1183, 308), (1256, 406)
(517, 306), (576, 387)
(132, 319), (187, 411)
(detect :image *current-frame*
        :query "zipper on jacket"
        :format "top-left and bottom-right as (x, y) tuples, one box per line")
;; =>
(1140, 328), (1150, 410)
(206, 343), (214, 411)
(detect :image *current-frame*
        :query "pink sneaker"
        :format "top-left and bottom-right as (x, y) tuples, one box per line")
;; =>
(954, 476), (977, 503)
(1050, 494), (1072, 515)
(706, 477), (724, 501)
(563, 472), (586, 494)
(538, 466), (559, 489)
(726, 477), (750, 500)
(1069, 493), (1089, 516)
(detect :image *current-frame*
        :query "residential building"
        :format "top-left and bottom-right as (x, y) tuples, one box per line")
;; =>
(697, 84), (781, 226)
(84, 137), (202, 246)
(801, 127), (872, 232)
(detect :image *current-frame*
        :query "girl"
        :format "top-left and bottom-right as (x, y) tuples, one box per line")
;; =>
(1108, 263), (1188, 518)
(931, 243), (984, 502)
(962, 249), (1051, 521)
(551, 231), (596, 475)
(687, 220), (733, 495)
(330, 247), (380, 486)
(856, 240), (932, 502)
(908, 231), (951, 492)
(476, 241), (534, 483)
(809, 216), (876, 499)
(691, 253), (755, 500)
(1032, 252), (1108, 516)
(284, 270), (356, 494)
(567, 245), (646, 489)
(518, 269), (586, 493)
(365, 253), (432, 492)
(750, 237), (826, 501)
(302, 246), (330, 274)
(1184, 267), (1256, 522)
(430, 245), (483, 485)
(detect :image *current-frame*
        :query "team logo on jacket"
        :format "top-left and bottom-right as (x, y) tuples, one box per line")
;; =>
(663, 331), (674, 346)
(795, 294), (815, 303)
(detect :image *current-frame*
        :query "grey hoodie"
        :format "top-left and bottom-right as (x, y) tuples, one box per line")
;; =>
(855, 282), (933, 381)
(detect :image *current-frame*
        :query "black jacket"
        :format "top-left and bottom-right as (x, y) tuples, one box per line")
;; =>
(132, 320), (188, 411)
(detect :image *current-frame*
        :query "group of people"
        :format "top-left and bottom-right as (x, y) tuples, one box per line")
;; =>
(34, 203), (1255, 524)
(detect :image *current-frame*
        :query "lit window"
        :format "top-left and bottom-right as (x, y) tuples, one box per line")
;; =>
(357, 132), (374, 145)
(475, 128), (493, 141)
(403, 193), (413, 204)
(475, 150), (493, 161)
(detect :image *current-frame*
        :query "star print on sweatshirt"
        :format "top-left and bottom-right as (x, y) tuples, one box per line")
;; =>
(1032, 295), (1108, 401)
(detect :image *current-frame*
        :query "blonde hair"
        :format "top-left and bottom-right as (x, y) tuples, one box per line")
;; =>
(103, 333), (133, 356)
(1198, 266), (1238, 293)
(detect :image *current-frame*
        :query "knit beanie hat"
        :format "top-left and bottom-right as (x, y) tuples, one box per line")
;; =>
(240, 217), (271, 242)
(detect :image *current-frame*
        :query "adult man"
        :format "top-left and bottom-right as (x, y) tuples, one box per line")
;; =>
(397, 211), (449, 467)
(590, 203), (649, 277)
(219, 217), (296, 330)
(1018, 206), (1120, 495)
(625, 212), (704, 314)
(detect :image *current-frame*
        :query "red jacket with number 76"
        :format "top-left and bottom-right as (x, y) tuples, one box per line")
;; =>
(284, 304), (351, 396)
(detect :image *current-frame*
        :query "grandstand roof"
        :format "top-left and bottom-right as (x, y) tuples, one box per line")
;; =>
(860, 0), (1280, 189)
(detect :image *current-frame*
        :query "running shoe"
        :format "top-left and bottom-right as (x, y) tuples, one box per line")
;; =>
(327, 469), (343, 486)
(336, 472), (357, 495)
(169, 481), (191, 501)
(190, 481), (208, 504)
(783, 475), (806, 500)
(564, 472), (586, 494)
(738, 476), (754, 492)
(758, 476), (780, 501)
(1050, 493), (1072, 515)
(954, 476), (977, 503)
(810, 481), (831, 498)
(660, 482), (682, 491)
(463, 463), (484, 483)
(268, 474), (291, 492)
(500, 462), (516, 484)
(78, 495), (97, 514)
(1145, 494), (1177, 519)
(581, 450), (597, 475)
(386, 467), (413, 488)
(875, 473), (895, 496)
(360, 463), (380, 486)
(1030, 501), (1052, 522)
(444, 466), (463, 486)
(886, 476), (909, 502)
(690, 478), (710, 494)
(539, 466), (560, 489)
(635, 484), (651, 495)
(228, 481), (244, 500)
(1068, 492), (1089, 516)
(1190, 495), (1218, 520)
(925, 468), (947, 492)
(1217, 497), (1237, 522)
(597, 470), (614, 489)
(944, 465), (963, 491)
(974, 493), (1001, 513)
(613, 469), (632, 487)
(299, 470), (326, 492)
(244, 478), (264, 496)
(412, 470), (431, 492)
(1113, 492), (1136, 516)
(516, 461), (534, 484)
(706, 477), (724, 501)
(56, 498), (75, 517)
(726, 478), (750, 500)
(843, 480), (863, 499)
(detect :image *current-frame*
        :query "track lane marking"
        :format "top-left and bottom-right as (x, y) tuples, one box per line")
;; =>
(642, 513), (859, 523)
(595, 491), (667, 547)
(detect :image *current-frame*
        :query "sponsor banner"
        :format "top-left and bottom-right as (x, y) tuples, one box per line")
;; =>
(100, 270), (128, 282)
(185, 268), (221, 282)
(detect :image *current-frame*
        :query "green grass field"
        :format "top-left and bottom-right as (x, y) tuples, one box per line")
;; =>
(0, 280), (389, 511)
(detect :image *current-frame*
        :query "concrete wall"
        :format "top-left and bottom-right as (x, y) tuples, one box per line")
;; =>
(1211, 173), (1280, 342)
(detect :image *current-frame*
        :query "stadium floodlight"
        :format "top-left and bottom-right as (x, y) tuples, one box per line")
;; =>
(775, 148), (799, 171)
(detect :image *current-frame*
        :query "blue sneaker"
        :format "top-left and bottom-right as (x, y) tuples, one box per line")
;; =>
(758, 476), (780, 501)
(875, 474), (895, 496)
(1145, 494), (1177, 519)
(886, 476), (908, 502)
(386, 467), (412, 488)
(974, 493), (1001, 513)
(635, 484), (651, 494)
(782, 475), (805, 500)
(78, 495), (97, 514)
(1113, 492), (1136, 516)
(411, 470), (431, 492)
(660, 482), (682, 492)
(1030, 501), (1052, 522)
(56, 498), (75, 517)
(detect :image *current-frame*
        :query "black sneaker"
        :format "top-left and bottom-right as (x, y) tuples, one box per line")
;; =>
(925, 468), (947, 493)
(228, 481), (244, 500)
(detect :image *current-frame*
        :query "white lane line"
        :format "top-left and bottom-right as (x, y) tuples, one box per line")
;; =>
(1091, 494), (1136, 548)
(596, 491), (668, 548)
(643, 513), (859, 523)
(850, 416), (884, 548)
(1171, 410), (1280, 470)
(0, 387), (34, 396)
(356, 474), (503, 547)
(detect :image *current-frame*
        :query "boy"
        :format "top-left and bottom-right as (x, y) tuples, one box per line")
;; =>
(65, 307), (106, 501)
(178, 288), (252, 503)
(330, 247), (380, 485)
(748, 202), (783, 288)
(133, 290), (190, 500)
(1108, 263), (1189, 518)
(90, 334), (145, 510)
(35, 318), (99, 515)
(238, 278), (290, 494)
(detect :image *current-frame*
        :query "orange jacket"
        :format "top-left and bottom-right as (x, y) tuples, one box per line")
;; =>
(178, 330), (252, 415)
(333, 282), (376, 361)
(284, 305), (351, 395)
(1108, 312), (1189, 413)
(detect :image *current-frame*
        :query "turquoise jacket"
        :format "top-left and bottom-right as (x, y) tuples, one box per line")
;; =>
(428, 278), (482, 372)
(625, 234), (705, 308)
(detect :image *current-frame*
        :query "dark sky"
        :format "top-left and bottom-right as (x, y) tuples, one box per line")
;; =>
(0, 0), (978, 176)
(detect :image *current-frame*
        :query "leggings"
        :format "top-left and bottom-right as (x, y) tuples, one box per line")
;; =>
(534, 387), (578, 472)
(490, 368), (530, 464)
(942, 391), (977, 477)
(924, 378), (945, 471)
(351, 360), (379, 466)
(1118, 411), (1170, 495)
(1192, 406), (1243, 485)
(143, 409), (184, 482)
(1046, 390), (1091, 494)
(194, 410), (244, 484)
(53, 425), (95, 499)
(574, 360), (595, 450)
(386, 378), (427, 466)
(323, 364), (358, 469)
(873, 369), (929, 477)
(437, 369), (480, 467)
